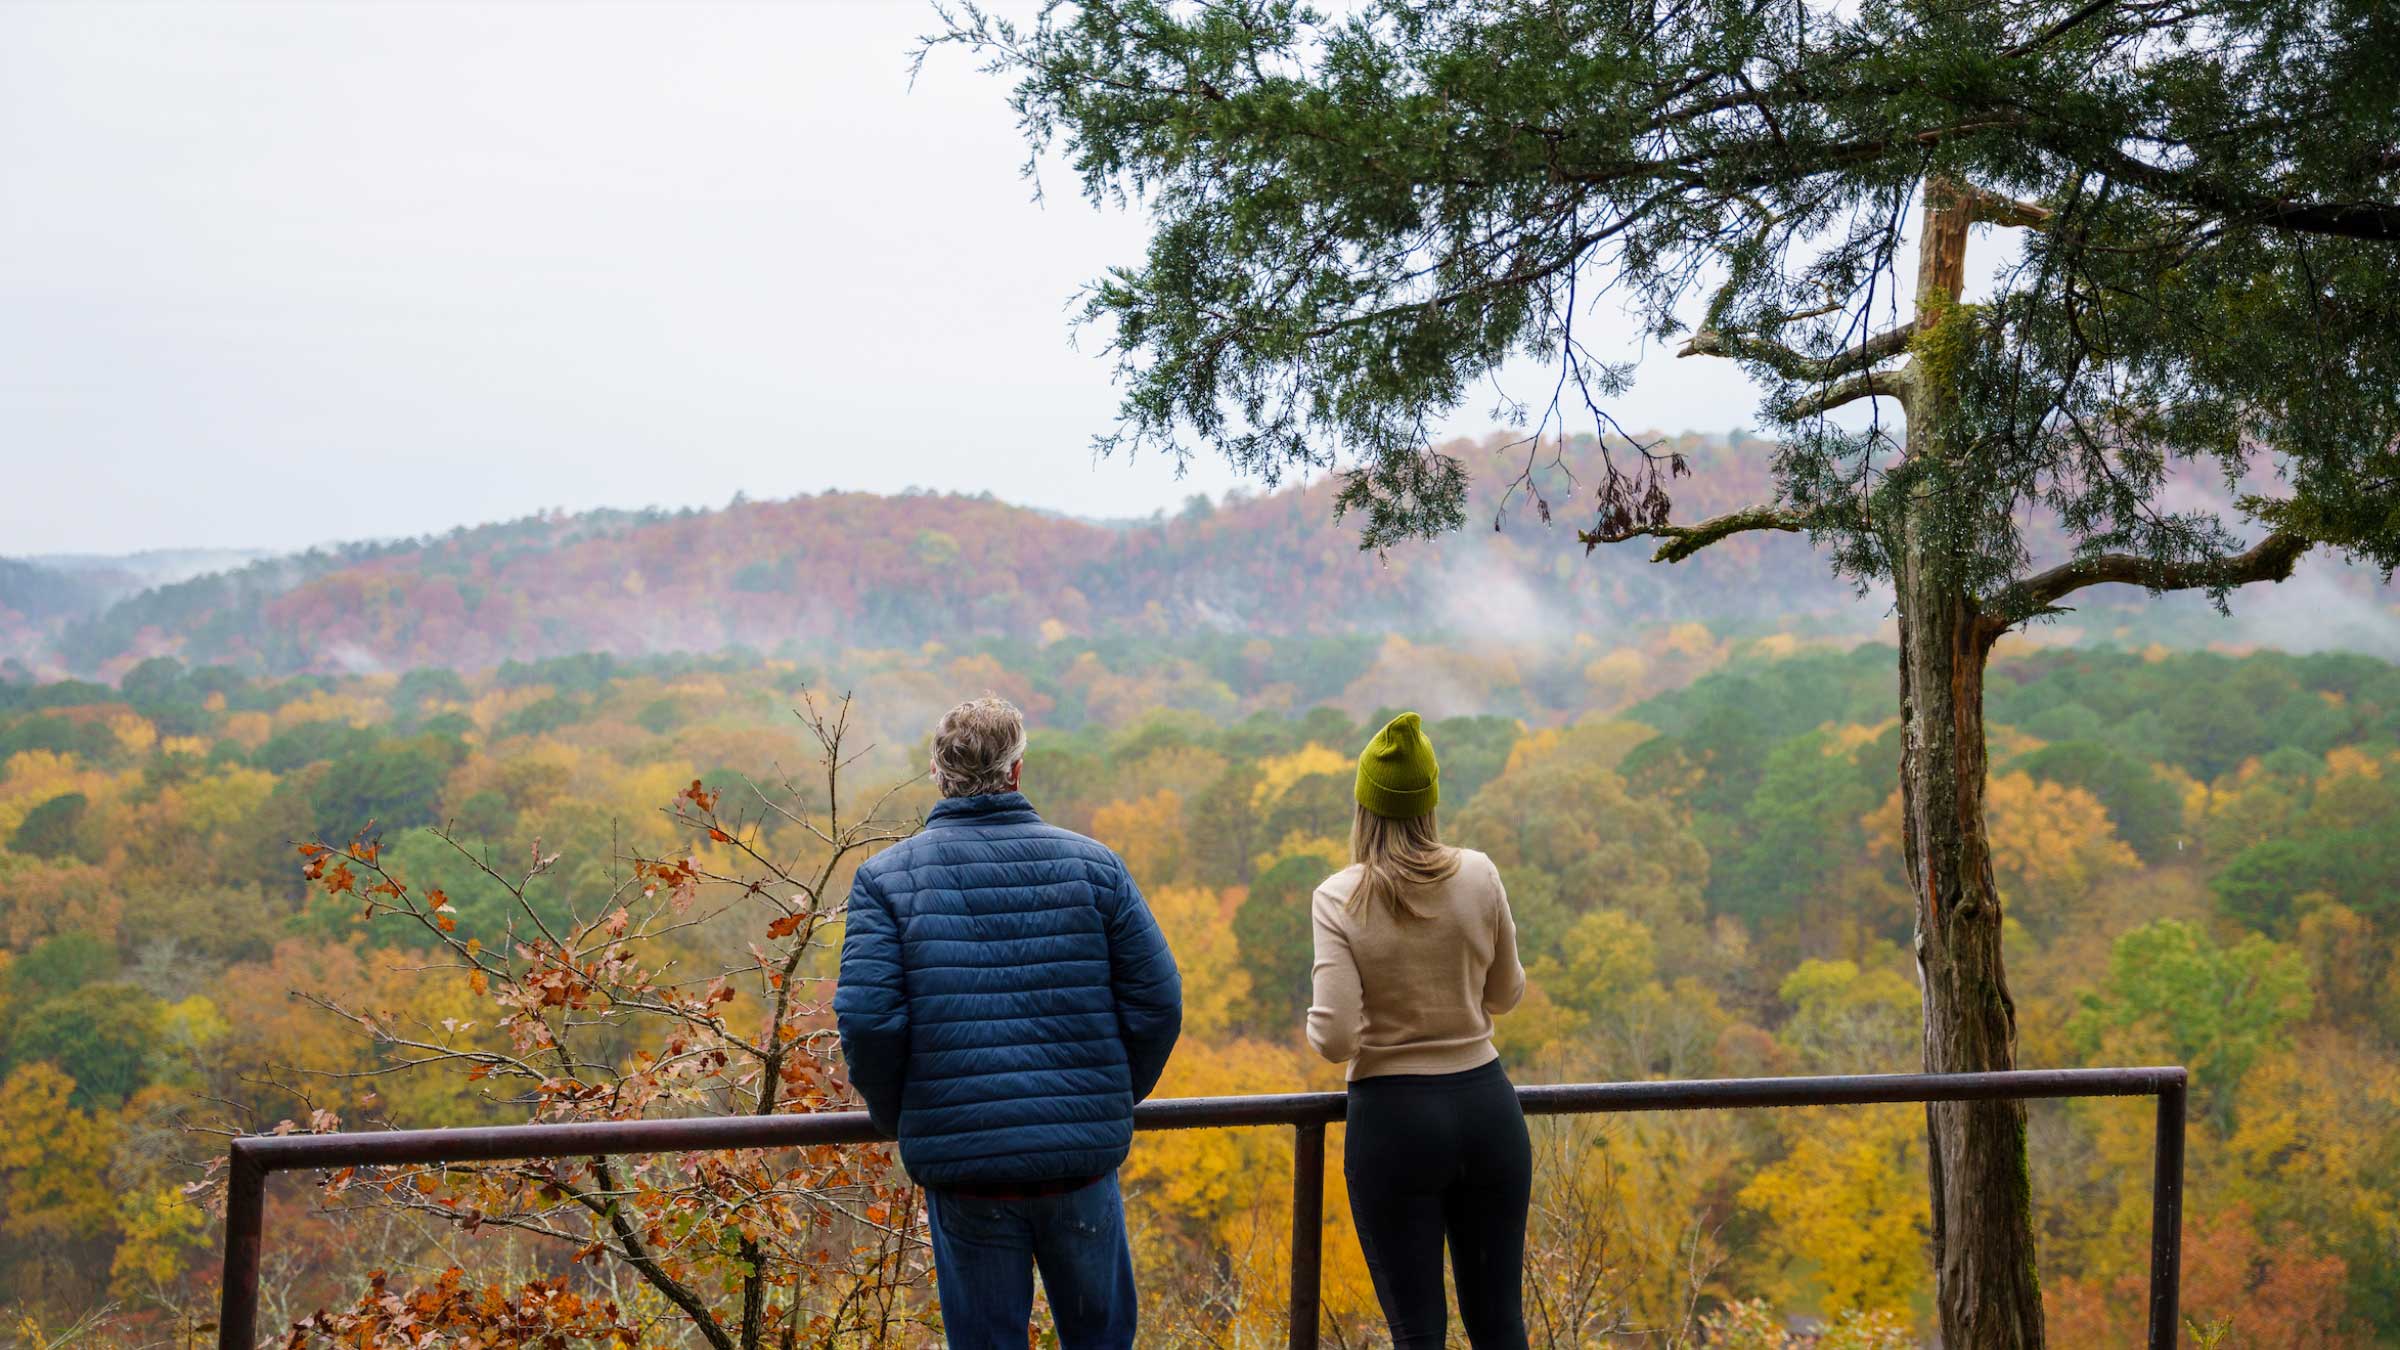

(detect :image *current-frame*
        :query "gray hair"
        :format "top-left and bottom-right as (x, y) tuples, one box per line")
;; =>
(930, 696), (1027, 798)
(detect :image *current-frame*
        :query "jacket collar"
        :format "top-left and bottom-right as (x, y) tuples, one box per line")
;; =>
(926, 791), (1042, 828)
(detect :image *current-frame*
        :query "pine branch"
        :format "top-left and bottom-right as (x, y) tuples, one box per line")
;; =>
(2073, 143), (2400, 242)
(1580, 504), (1807, 564)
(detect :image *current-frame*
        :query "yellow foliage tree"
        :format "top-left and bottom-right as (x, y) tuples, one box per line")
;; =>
(0, 1064), (119, 1245)
(1572, 1110), (1751, 1333)
(108, 1186), (207, 1297)
(1092, 790), (1189, 888)
(1737, 957), (1930, 1323)
(1867, 773), (2137, 934)
(1249, 829), (1346, 878)
(106, 712), (158, 756)
(1250, 744), (1351, 808)
(1145, 885), (1249, 1038)
(1583, 648), (1651, 711)
(270, 688), (385, 732)
(1121, 1040), (1376, 1345)
(0, 750), (122, 841)
(2223, 1027), (2400, 1275)
(1986, 773), (2138, 918)
(1739, 1104), (1930, 1320)
(177, 766), (278, 835)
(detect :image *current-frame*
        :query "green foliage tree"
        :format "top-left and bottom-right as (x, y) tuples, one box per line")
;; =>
(2211, 829), (2400, 936)
(1421, 714), (1517, 814)
(394, 666), (469, 710)
(2010, 741), (2183, 862)
(0, 714), (118, 763)
(117, 656), (188, 707)
(935, 4), (2400, 1339)
(1258, 770), (1353, 846)
(499, 694), (585, 740)
(1722, 732), (1883, 929)
(1187, 762), (1266, 885)
(6, 933), (116, 1001)
(7, 793), (92, 862)
(1625, 647), (1893, 849)
(636, 697), (688, 735)
(255, 720), (377, 773)
(5, 983), (159, 1109)
(1233, 853), (1327, 1031)
(1451, 737), (1709, 964)
(2069, 919), (2312, 1129)
(446, 789), (518, 844)
(308, 743), (450, 838)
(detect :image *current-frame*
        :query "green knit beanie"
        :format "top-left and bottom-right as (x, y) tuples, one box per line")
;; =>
(1355, 712), (1439, 819)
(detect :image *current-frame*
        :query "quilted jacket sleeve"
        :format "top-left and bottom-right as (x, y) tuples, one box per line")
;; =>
(1104, 856), (1183, 1102)
(833, 868), (907, 1136)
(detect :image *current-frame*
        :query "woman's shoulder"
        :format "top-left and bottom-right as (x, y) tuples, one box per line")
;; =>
(1312, 864), (1365, 909)
(1447, 847), (1505, 898)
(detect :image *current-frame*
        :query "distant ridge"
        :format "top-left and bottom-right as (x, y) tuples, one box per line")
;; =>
(5, 432), (2391, 679)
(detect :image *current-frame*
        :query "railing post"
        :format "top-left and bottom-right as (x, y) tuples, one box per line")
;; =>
(218, 1144), (267, 1350)
(1289, 1120), (1324, 1350)
(2146, 1075), (2187, 1349)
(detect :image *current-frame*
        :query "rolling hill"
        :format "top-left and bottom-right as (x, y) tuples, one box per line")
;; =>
(4, 432), (2391, 679)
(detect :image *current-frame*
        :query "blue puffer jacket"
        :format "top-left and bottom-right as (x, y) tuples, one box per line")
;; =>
(833, 792), (1182, 1187)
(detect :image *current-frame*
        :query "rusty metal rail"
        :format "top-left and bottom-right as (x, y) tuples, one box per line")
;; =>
(218, 1066), (2187, 1349)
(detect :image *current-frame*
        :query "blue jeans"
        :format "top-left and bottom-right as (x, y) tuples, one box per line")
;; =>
(923, 1172), (1138, 1350)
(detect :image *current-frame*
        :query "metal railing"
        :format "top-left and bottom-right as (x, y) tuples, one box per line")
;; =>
(218, 1066), (2187, 1350)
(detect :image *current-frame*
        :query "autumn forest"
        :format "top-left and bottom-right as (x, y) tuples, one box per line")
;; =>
(2, 448), (2397, 1346)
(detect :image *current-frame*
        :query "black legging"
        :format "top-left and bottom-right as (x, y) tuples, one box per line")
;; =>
(1342, 1057), (1532, 1349)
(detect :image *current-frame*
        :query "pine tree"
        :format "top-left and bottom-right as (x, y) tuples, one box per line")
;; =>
(930, 2), (2400, 1342)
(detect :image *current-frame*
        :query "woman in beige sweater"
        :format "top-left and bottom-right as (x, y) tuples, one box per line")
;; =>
(1308, 713), (1529, 1350)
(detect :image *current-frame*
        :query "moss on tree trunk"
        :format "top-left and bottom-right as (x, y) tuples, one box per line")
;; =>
(1897, 180), (2045, 1349)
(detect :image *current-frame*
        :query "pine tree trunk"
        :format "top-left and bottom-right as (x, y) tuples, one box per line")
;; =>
(1898, 180), (2047, 1348)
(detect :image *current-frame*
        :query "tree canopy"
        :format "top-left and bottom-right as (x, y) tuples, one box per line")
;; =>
(933, 0), (2400, 593)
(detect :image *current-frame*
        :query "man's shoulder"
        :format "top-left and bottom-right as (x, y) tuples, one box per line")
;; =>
(1028, 820), (1122, 857)
(855, 818), (1124, 884)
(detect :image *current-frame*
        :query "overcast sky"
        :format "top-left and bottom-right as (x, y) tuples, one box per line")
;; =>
(0, 1), (1761, 557)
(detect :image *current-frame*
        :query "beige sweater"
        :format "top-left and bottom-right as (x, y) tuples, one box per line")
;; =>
(1306, 848), (1526, 1080)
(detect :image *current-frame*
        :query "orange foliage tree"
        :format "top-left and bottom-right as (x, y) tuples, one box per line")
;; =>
(2046, 1203), (2359, 1348)
(218, 694), (934, 1348)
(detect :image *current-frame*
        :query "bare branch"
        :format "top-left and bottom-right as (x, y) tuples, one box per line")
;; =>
(564, 1160), (737, 1350)
(1580, 504), (1807, 564)
(1981, 530), (2313, 637)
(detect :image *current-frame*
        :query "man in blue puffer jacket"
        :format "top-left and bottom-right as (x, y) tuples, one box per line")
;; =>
(836, 695), (1181, 1349)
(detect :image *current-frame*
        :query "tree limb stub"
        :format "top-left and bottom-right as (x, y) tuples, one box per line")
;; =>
(1678, 320), (1917, 384)
(1960, 185), (2054, 229)
(1785, 367), (1913, 420)
(1580, 503), (1807, 563)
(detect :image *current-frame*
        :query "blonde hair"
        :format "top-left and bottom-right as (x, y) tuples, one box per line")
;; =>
(1348, 804), (1461, 918)
(929, 696), (1027, 798)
